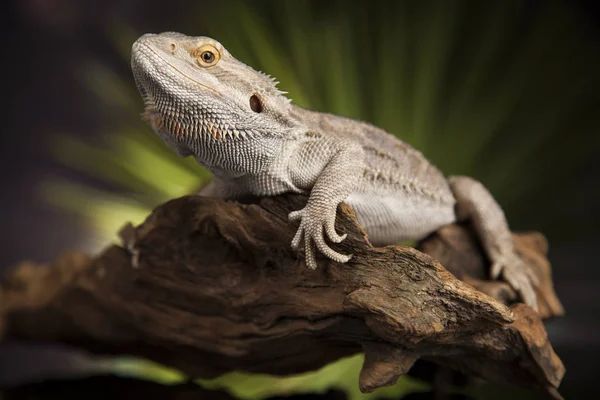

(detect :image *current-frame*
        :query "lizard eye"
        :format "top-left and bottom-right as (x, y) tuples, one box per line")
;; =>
(193, 44), (220, 67)
(201, 51), (214, 63)
(249, 94), (263, 113)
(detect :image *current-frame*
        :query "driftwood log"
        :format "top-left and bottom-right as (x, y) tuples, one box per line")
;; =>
(0, 194), (565, 397)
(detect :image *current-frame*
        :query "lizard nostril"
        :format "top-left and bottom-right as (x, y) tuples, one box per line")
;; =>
(169, 43), (176, 54)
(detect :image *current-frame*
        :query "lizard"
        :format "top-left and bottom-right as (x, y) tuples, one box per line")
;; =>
(130, 32), (539, 309)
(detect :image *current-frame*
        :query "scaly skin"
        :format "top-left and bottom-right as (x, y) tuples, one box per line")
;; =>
(130, 32), (538, 309)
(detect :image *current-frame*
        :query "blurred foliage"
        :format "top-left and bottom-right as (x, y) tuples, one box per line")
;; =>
(97, 355), (426, 400)
(42, 0), (600, 399)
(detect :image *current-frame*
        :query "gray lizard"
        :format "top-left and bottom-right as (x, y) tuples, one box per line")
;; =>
(130, 32), (538, 309)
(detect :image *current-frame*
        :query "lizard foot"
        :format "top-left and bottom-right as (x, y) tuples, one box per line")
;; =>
(289, 205), (350, 270)
(491, 252), (539, 311)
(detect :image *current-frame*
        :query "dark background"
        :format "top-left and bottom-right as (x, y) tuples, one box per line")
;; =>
(1, 0), (600, 399)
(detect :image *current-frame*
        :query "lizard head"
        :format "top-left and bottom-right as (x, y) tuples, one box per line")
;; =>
(131, 32), (297, 157)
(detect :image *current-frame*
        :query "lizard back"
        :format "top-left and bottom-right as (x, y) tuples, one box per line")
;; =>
(291, 105), (457, 244)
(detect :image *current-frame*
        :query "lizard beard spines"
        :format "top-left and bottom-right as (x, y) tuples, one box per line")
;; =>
(148, 104), (262, 144)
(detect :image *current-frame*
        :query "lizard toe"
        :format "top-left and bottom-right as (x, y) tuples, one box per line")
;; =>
(288, 209), (304, 222)
(490, 261), (503, 280)
(313, 230), (351, 264)
(289, 204), (352, 268)
(291, 225), (304, 249)
(526, 266), (541, 287)
(523, 287), (538, 312)
(510, 275), (537, 311)
(325, 219), (346, 243)
(500, 261), (539, 311)
(304, 238), (318, 270)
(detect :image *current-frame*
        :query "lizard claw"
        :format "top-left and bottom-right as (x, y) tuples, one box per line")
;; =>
(491, 253), (539, 311)
(289, 206), (351, 270)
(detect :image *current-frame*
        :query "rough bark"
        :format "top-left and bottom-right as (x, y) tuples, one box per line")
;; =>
(0, 194), (565, 398)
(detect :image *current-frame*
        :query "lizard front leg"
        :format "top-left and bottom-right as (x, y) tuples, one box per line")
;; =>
(289, 139), (365, 270)
(448, 176), (539, 309)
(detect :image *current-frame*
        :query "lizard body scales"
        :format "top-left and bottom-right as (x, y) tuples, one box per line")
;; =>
(131, 32), (538, 308)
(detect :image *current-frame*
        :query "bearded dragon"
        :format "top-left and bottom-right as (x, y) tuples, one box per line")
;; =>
(130, 32), (538, 309)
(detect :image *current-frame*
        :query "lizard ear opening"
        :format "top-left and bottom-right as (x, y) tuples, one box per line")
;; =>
(249, 94), (263, 113)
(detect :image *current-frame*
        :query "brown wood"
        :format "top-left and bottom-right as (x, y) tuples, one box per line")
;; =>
(0, 194), (565, 398)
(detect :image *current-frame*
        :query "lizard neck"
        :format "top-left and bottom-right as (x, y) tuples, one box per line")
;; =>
(192, 134), (284, 178)
(143, 96), (287, 177)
